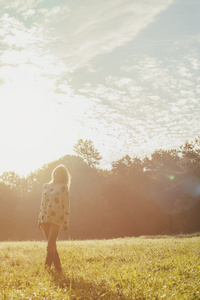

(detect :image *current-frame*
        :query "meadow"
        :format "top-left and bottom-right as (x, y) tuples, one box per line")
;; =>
(0, 235), (200, 299)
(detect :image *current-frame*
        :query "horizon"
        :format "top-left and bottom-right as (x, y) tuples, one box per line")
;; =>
(0, 135), (196, 177)
(1, 0), (200, 176)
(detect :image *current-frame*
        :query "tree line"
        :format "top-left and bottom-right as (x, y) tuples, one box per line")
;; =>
(0, 137), (200, 241)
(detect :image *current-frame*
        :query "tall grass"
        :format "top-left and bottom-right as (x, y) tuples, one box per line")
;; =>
(0, 236), (200, 299)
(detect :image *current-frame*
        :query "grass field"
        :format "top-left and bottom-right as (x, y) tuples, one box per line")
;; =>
(0, 236), (200, 299)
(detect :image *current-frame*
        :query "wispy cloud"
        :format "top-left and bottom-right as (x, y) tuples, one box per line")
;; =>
(42, 0), (174, 69)
(0, 0), (175, 88)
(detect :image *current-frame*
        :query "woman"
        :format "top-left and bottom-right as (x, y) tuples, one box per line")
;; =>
(38, 164), (71, 271)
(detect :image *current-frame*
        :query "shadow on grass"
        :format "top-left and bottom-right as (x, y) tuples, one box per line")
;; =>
(49, 269), (130, 300)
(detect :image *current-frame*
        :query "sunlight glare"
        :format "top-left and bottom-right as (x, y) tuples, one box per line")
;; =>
(0, 76), (58, 175)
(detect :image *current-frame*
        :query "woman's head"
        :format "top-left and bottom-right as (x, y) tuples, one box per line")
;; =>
(51, 164), (71, 188)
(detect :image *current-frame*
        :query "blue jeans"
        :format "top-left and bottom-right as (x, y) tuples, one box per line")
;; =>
(42, 222), (61, 270)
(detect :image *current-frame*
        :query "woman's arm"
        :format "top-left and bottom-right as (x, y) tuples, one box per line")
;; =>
(38, 184), (46, 229)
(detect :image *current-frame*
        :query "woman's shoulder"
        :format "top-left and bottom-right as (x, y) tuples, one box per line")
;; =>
(43, 183), (49, 188)
(42, 183), (49, 192)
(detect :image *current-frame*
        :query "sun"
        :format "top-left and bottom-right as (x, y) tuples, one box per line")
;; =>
(0, 77), (58, 175)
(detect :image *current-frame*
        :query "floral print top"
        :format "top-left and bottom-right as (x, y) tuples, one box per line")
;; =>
(38, 183), (70, 227)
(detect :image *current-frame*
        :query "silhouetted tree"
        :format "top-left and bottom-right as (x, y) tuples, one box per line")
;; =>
(179, 136), (200, 176)
(0, 138), (200, 241)
(73, 139), (102, 168)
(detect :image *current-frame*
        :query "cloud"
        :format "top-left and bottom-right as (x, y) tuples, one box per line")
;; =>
(76, 49), (200, 162)
(0, 12), (70, 100)
(32, 0), (174, 69)
(0, 0), (175, 94)
(1, 0), (44, 13)
(0, 13), (44, 57)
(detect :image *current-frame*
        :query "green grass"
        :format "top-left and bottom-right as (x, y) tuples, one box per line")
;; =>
(0, 236), (200, 299)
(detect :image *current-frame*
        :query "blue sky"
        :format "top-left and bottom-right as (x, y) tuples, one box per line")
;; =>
(0, 0), (200, 175)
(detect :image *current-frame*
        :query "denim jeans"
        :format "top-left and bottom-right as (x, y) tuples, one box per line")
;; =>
(42, 222), (61, 269)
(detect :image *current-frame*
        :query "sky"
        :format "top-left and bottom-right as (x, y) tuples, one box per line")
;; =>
(0, 0), (200, 176)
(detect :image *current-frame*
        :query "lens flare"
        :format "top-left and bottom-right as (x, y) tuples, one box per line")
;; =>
(169, 175), (174, 180)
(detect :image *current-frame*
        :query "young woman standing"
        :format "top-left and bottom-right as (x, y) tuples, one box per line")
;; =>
(38, 164), (71, 271)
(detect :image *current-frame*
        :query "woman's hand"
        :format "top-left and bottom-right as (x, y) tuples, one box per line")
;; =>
(38, 223), (42, 230)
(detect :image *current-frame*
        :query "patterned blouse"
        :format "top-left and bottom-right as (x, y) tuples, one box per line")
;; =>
(38, 183), (70, 227)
